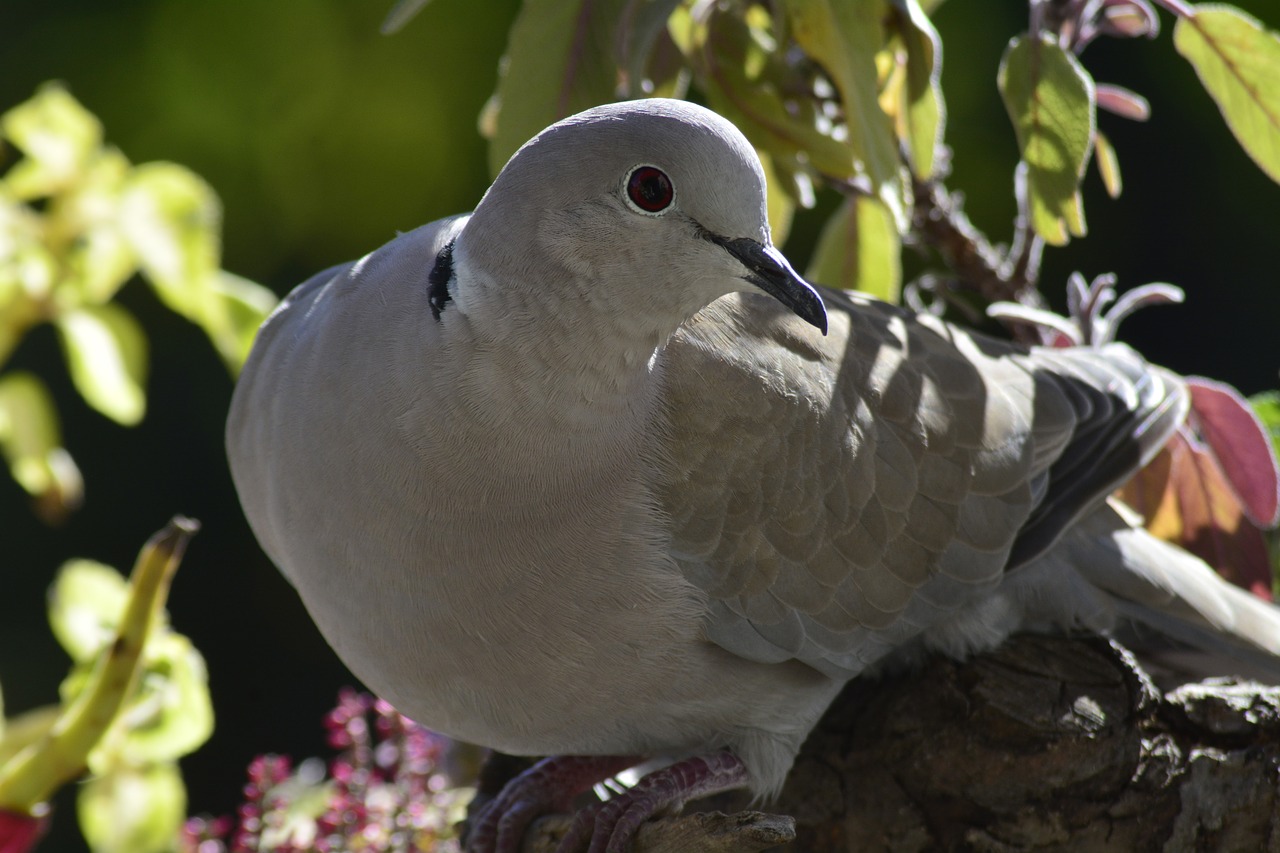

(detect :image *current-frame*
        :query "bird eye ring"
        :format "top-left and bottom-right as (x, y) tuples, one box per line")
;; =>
(625, 165), (674, 215)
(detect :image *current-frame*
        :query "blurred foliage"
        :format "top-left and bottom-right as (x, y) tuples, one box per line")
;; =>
(0, 85), (276, 523)
(0, 519), (208, 853)
(179, 691), (470, 853)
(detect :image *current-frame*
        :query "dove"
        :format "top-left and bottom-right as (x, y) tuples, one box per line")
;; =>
(225, 98), (1280, 853)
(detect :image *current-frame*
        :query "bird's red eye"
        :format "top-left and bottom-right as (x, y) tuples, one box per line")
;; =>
(626, 166), (674, 213)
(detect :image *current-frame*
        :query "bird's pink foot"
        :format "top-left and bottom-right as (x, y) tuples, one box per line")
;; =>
(466, 755), (640, 853)
(557, 751), (749, 853)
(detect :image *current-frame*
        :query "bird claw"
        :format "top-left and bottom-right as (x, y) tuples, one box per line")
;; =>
(465, 755), (640, 853)
(554, 751), (749, 853)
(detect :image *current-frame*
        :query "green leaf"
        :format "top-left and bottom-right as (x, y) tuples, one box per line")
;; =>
(0, 84), (103, 200)
(616, 0), (685, 98)
(77, 763), (186, 853)
(888, 0), (945, 178)
(198, 271), (278, 374)
(783, 0), (903, 194)
(104, 633), (212, 767)
(1095, 130), (1123, 198)
(119, 162), (220, 312)
(806, 195), (901, 302)
(59, 148), (137, 305)
(485, 0), (629, 177)
(689, 6), (862, 180)
(55, 304), (147, 426)
(998, 35), (1095, 245)
(1251, 391), (1280, 469)
(49, 560), (129, 664)
(0, 372), (82, 514)
(1174, 5), (1280, 184)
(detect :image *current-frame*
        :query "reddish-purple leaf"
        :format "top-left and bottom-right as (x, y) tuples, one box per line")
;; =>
(1169, 435), (1275, 599)
(1188, 377), (1280, 527)
(1096, 84), (1152, 121)
(0, 809), (48, 853)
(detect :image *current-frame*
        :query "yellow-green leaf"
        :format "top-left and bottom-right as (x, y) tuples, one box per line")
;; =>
(0, 371), (82, 514)
(807, 195), (901, 302)
(1174, 4), (1280, 184)
(49, 560), (130, 664)
(90, 633), (213, 770)
(485, 0), (629, 177)
(119, 162), (220, 314)
(999, 35), (1095, 245)
(202, 271), (277, 374)
(692, 6), (860, 180)
(77, 763), (186, 853)
(784, 0), (902, 195)
(888, 0), (945, 178)
(0, 84), (102, 200)
(1095, 130), (1123, 198)
(55, 303), (147, 426)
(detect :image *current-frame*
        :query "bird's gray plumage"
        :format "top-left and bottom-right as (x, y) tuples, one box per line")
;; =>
(226, 98), (1280, 802)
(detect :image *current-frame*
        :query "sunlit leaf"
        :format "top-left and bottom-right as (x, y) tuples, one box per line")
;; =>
(888, 0), (945, 178)
(119, 163), (220, 316)
(998, 35), (1095, 245)
(690, 7), (861, 180)
(1094, 130), (1123, 198)
(49, 560), (129, 664)
(807, 195), (901, 302)
(0, 705), (60, 770)
(1174, 4), (1280, 184)
(190, 271), (278, 374)
(1189, 377), (1280, 526)
(58, 148), (137, 305)
(77, 763), (185, 853)
(1119, 446), (1181, 540)
(617, 0), (685, 98)
(485, 0), (629, 177)
(0, 372), (82, 517)
(783, 0), (903, 204)
(91, 633), (212, 769)
(55, 303), (147, 426)
(1169, 434), (1274, 597)
(1252, 391), (1280, 462)
(0, 84), (102, 200)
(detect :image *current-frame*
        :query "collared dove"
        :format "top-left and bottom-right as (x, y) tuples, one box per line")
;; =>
(226, 98), (1280, 853)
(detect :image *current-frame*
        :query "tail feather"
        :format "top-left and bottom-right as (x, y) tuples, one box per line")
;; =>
(1073, 500), (1280, 679)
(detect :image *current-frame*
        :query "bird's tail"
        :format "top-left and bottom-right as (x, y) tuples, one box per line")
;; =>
(1013, 499), (1280, 682)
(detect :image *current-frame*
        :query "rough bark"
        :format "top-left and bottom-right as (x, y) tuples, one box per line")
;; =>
(483, 634), (1280, 852)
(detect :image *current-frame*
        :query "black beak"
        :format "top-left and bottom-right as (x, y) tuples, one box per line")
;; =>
(710, 235), (828, 335)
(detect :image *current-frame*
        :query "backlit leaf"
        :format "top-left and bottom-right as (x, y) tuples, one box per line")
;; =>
(198, 271), (279, 375)
(888, 0), (945, 178)
(1169, 434), (1274, 597)
(55, 303), (147, 426)
(77, 764), (185, 853)
(1175, 5), (1280, 184)
(807, 195), (901, 302)
(119, 163), (220, 315)
(1095, 130), (1123, 198)
(998, 35), (1095, 245)
(0, 84), (102, 200)
(1251, 391), (1280, 461)
(48, 559), (129, 663)
(0, 372), (82, 517)
(1189, 376), (1280, 526)
(485, 0), (629, 177)
(690, 7), (861, 179)
(784, 0), (904, 207)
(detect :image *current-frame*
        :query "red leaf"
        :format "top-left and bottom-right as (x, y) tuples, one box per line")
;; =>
(0, 809), (48, 853)
(1187, 376), (1280, 527)
(1168, 434), (1274, 599)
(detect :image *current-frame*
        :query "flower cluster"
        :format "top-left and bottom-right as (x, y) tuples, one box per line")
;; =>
(181, 690), (471, 853)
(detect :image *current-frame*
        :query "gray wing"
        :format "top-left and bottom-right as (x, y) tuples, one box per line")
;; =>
(656, 289), (1186, 678)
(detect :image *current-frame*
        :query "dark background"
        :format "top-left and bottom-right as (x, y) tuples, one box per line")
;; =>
(2, 2), (1276, 850)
